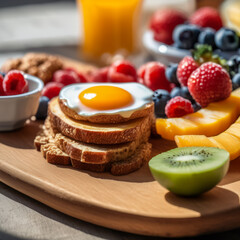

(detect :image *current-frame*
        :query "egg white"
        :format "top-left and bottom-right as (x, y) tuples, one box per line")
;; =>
(59, 82), (154, 118)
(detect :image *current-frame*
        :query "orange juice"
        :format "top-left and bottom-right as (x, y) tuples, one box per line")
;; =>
(77, 0), (142, 60)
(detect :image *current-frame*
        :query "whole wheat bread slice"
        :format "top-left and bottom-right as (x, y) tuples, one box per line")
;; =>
(49, 97), (152, 145)
(35, 117), (151, 164)
(38, 140), (151, 175)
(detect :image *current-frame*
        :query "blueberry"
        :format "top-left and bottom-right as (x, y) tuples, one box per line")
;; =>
(189, 24), (201, 43)
(215, 28), (239, 51)
(165, 63), (180, 86)
(198, 28), (216, 48)
(170, 87), (181, 98)
(180, 86), (195, 103)
(227, 55), (240, 77)
(232, 73), (240, 90)
(192, 103), (201, 112)
(170, 86), (195, 103)
(173, 24), (200, 49)
(36, 96), (49, 120)
(152, 89), (171, 118)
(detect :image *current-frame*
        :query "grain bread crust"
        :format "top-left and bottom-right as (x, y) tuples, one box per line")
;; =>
(59, 97), (154, 124)
(37, 140), (151, 175)
(35, 118), (151, 164)
(49, 97), (152, 145)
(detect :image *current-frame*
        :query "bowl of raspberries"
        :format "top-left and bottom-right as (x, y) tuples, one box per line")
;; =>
(143, 7), (240, 64)
(0, 70), (44, 131)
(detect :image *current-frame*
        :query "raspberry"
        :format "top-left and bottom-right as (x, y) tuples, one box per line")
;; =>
(188, 62), (232, 107)
(108, 60), (137, 83)
(3, 70), (28, 96)
(53, 70), (81, 86)
(89, 67), (109, 82)
(177, 56), (198, 86)
(165, 96), (194, 118)
(0, 74), (4, 95)
(138, 62), (171, 91)
(42, 82), (64, 99)
(189, 7), (223, 31)
(150, 9), (186, 44)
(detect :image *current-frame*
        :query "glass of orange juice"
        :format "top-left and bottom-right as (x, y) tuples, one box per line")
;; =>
(77, 0), (143, 62)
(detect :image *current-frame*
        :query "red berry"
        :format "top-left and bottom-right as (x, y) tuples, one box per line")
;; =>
(65, 68), (88, 83)
(150, 9), (186, 44)
(188, 62), (232, 107)
(108, 60), (137, 83)
(89, 67), (109, 82)
(3, 70), (28, 96)
(189, 7), (223, 31)
(42, 82), (64, 99)
(177, 56), (198, 87)
(53, 70), (80, 86)
(0, 74), (4, 95)
(138, 62), (171, 92)
(165, 96), (194, 118)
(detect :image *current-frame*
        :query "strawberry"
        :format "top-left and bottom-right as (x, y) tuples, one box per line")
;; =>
(189, 7), (223, 31)
(177, 56), (198, 87)
(150, 9), (186, 44)
(138, 62), (171, 92)
(188, 62), (232, 107)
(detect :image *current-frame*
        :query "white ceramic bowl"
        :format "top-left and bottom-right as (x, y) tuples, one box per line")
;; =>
(143, 30), (238, 65)
(0, 74), (44, 131)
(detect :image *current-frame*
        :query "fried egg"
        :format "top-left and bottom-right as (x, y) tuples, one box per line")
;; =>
(59, 83), (153, 118)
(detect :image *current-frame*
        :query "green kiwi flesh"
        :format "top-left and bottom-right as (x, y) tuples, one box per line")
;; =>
(149, 147), (230, 196)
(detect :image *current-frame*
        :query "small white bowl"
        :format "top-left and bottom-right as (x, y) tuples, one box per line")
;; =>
(0, 74), (44, 131)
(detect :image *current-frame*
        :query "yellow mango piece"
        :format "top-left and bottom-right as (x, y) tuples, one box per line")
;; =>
(156, 88), (240, 141)
(225, 121), (240, 140)
(175, 135), (217, 148)
(175, 117), (240, 161)
(211, 133), (240, 160)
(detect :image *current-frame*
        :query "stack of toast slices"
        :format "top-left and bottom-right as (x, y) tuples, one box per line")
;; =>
(34, 97), (154, 175)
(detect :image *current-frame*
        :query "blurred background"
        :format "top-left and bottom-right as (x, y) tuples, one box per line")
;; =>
(0, 0), (228, 66)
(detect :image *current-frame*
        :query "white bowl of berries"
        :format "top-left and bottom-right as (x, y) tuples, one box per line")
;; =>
(144, 7), (240, 64)
(0, 70), (44, 131)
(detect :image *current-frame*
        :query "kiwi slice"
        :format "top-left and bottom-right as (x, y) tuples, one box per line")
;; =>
(149, 147), (229, 196)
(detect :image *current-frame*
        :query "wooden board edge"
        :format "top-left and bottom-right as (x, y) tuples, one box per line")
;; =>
(1, 169), (240, 237)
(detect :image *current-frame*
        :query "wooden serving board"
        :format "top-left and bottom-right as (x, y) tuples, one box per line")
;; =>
(1, 121), (240, 237)
(1, 59), (240, 237)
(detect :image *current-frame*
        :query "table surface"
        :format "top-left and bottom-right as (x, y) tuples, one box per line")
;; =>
(1, 1), (240, 240)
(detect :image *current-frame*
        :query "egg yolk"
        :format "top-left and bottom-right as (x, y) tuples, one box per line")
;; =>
(79, 86), (133, 110)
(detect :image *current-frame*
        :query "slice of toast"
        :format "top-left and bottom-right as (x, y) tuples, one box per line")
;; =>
(35, 117), (151, 164)
(59, 97), (154, 124)
(39, 140), (151, 175)
(49, 97), (152, 145)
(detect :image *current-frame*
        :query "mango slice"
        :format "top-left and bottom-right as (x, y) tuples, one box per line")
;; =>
(156, 88), (240, 141)
(175, 117), (240, 160)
